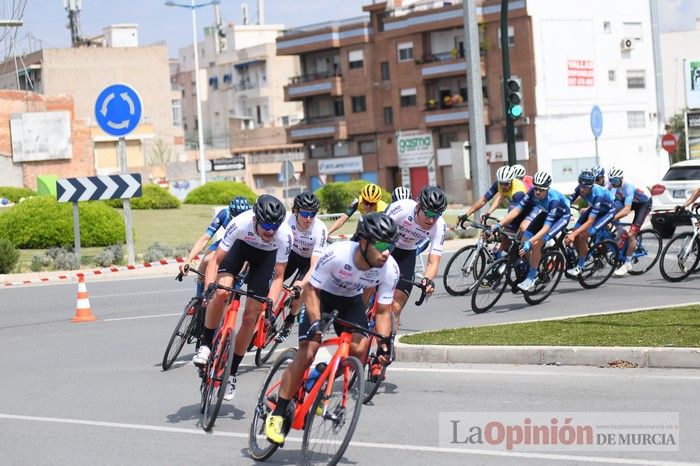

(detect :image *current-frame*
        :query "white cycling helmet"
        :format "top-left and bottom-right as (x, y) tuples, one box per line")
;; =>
(392, 186), (412, 202)
(512, 164), (526, 179)
(608, 167), (624, 179)
(496, 165), (517, 183)
(532, 171), (553, 188)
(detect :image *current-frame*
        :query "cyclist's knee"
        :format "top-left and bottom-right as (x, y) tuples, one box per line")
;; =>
(213, 288), (229, 302)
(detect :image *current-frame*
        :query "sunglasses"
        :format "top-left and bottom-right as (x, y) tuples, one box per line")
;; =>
(363, 200), (377, 207)
(534, 187), (549, 193)
(371, 240), (395, 253)
(422, 208), (441, 219)
(298, 210), (317, 218)
(610, 177), (622, 185)
(259, 222), (281, 232)
(498, 182), (512, 187)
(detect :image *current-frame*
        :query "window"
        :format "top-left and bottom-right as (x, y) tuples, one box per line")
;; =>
(309, 143), (328, 159)
(333, 98), (345, 117)
(603, 21), (611, 34)
(498, 26), (515, 47)
(627, 111), (645, 128)
(359, 140), (376, 154)
(438, 132), (458, 149)
(626, 69), (646, 89)
(608, 70), (616, 82)
(171, 100), (182, 127)
(400, 88), (417, 107)
(348, 50), (364, 69)
(281, 116), (289, 126)
(381, 61), (390, 81)
(384, 106), (393, 126)
(351, 95), (366, 113)
(397, 42), (414, 62)
(623, 22), (643, 41)
(333, 141), (350, 157)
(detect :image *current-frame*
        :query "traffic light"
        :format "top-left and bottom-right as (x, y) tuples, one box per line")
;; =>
(506, 76), (523, 119)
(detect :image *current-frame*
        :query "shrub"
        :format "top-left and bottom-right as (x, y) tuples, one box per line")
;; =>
(184, 181), (257, 205)
(0, 238), (20, 274)
(444, 229), (457, 241)
(54, 250), (80, 270)
(106, 184), (180, 210)
(0, 186), (36, 203)
(107, 244), (125, 264)
(315, 181), (391, 213)
(31, 253), (53, 272)
(143, 242), (174, 262)
(93, 249), (115, 268)
(0, 197), (125, 248)
(172, 243), (191, 259)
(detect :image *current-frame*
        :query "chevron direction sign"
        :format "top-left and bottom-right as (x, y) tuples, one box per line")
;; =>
(56, 174), (142, 203)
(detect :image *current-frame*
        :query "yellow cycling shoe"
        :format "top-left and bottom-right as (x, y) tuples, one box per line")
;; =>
(265, 414), (285, 444)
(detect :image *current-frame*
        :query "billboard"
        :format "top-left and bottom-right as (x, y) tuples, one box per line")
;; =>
(686, 59), (700, 110)
(686, 110), (700, 159)
(396, 130), (434, 167)
(10, 111), (72, 162)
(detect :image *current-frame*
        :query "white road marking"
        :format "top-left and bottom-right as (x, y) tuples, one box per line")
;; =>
(104, 313), (180, 322)
(91, 289), (185, 298)
(387, 366), (700, 380)
(0, 413), (692, 465)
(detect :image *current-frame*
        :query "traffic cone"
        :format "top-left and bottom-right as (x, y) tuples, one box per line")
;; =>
(71, 274), (96, 323)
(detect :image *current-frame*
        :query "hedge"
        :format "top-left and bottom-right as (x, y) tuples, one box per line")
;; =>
(0, 186), (36, 203)
(106, 184), (180, 209)
(0, 197), (125, 248)
(184, 181), (257, 205)
(315, 180), (391, 213)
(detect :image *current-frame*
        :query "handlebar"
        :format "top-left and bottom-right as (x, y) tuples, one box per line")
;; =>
(320, 310), (394, 347)
(206, 280), (272, 312)
(399, 277), (429, 306)
(175, 263), (204, 282)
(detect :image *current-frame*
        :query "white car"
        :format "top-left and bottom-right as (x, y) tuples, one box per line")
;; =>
(650, 159), (700, 237)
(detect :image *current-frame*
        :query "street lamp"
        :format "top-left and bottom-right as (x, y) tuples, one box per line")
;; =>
(165, 0), (220, 187)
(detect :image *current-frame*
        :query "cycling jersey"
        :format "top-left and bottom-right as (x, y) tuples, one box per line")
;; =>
(570, 184), (615, 218)
(285, 212), (328, 259)
(385, 199), (446, 255)
(483, 178), (527, 209)
(518, 188), (571, 226)
(607, 181), (650, 206)
(309, 241), (399, 304)
(219, 210), (292, 263)
(345, 197), (389, 217)
(205, 208), (232, 252)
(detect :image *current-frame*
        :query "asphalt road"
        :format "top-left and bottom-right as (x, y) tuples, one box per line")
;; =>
(1, 251), (699, 465)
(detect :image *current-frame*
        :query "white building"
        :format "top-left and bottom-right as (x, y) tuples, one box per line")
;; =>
(660, 18), (700, 118)
(528, 0), (667, 190)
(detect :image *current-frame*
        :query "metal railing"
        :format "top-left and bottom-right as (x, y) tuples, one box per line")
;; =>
(289, 71), (342, 84)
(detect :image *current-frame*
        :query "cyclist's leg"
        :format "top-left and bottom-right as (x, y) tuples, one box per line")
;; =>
(627, 200), (651, 258)
(573, 209), (591, 263)
(195, 246), (216, 296)
(389, 248), (416, 325)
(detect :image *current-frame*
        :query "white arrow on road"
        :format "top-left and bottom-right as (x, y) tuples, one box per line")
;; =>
(76, 177), (97, 201)
(122, 175), (141, 198)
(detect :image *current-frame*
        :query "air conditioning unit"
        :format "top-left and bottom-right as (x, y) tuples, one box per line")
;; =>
(620, 37), (634, 51)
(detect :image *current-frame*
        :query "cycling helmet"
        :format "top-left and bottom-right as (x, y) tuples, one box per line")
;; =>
(293, 192), (320, 211)
(229, 196), (251, 217)
(512, 164), (526, 179)
(578, 170), (595, 187)
(355, 212), (399, 243)
(592, 165), (605, 178)
(532, 171), (553, 188)
(418, 186), (448, 214)
(391, 186), (411, 202)
(496, 165), (517, 183)
(360, 183), (382, 203)
(608, 167), (624, 179)
(253, 194), (286, 225)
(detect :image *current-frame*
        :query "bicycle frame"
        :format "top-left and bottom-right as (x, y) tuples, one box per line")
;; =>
(251, 286), (293, 349)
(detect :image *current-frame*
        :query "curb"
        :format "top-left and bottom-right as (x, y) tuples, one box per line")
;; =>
(395, 341), (700, 369)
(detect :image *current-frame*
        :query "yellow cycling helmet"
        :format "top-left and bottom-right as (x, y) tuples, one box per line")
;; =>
(360, 183), (382, 203)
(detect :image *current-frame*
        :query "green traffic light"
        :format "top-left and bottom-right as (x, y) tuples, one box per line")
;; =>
(509, 104), (523, 118)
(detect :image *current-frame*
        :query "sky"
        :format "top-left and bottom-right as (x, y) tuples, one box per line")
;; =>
(5, 0), (700, 58)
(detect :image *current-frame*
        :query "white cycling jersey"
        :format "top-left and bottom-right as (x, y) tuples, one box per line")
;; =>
(385, 199), (447, 255)
(309, 241), (399, 304)
(285, 212), (328, 259)
(219, 210), (292, 263)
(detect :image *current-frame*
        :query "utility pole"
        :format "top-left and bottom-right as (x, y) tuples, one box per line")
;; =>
(500, 0), (517, 165)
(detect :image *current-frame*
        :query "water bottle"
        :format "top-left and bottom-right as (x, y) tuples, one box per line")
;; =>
(304, 362), (328, 392)
(618, 230), (629, 250)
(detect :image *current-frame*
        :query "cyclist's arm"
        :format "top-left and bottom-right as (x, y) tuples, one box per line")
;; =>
(268, 261), (287, 305)
(297, 253), (320, 288)
(683, 187), (700, 208)
(327, 213), (349, 235)
(423, 253), (441, 283)
(183, 233), (213, 268)
(570, 211), (595, 238)
(464, 195), (488, 217)
(302, 283), (322, 322)
(204, 246), (228, 289)
(498, 205), (522, 228)
(484, 192), (503, 217)
(528, 223), (551, 245)
(613, 203), (632, 222)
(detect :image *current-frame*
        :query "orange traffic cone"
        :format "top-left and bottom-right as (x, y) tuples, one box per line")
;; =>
(71, 274), (96, 323)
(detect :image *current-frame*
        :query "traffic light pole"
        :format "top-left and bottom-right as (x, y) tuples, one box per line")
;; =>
(500, 0), (517, 166)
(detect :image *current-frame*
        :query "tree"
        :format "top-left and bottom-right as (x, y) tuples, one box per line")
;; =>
(148, 139), (172, 164)
(668, 111), (687, 164)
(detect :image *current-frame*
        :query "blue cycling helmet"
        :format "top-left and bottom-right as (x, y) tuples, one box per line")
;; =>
(578, 170), (595, 187)
(592, 165), (605, 178)
(229, 196), (251, 217)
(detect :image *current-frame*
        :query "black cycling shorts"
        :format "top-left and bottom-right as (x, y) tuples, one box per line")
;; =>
(283, 250), (311, 282)
(391, 247), (416, 295)
(631, 199), (652, 228)
(298, 290), (368, 342)
(218, 240), (277, 297)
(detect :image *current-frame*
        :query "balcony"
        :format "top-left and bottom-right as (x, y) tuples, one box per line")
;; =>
(287, 116), (347, 142)
(423, 101), (489, 127)
(418, 52), (486, 79)
(284, 73), (343, 101)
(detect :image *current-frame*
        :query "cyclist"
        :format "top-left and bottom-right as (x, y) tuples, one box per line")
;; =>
(607, 167), (652, 276)
(264, 213), (400, 445)
(178, 196), (251, 296)
(592, 165), (606, 187)
(512, 164), (533, 191)
(327, 183), (388, 236)
(564, 170), (616, 276)
(275, 192), (328, 343)
(391, 186), (412, 203)
(194, 195), (292, 401)
(678, 186), (700, 211)
(494, 171), (571, 291)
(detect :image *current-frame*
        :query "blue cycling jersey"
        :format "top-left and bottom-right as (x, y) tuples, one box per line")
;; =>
(206, 208), (232, 251)
(518, 188), (571, 226)
(571, 185), (614, 217)
(607, 181), (650, 206)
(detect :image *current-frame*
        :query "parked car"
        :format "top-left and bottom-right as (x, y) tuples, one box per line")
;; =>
(650, 159), (700, 238)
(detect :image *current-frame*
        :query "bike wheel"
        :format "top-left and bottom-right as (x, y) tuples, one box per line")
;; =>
(248, 348), (297, 462)
(201, 329), (235, 432)
(162, 297), (199, 371)
(255, 299), (289, 367)
(470, 258), (510, 314)
(523, 249), (565, 305)
(362, 313), (396, 405)
(660, 232), (700, 282)
(443, 245), (487, 296)
(578, 239), (619, 289)
(628, 229), (662, 275)
(302, 356), (364, 466)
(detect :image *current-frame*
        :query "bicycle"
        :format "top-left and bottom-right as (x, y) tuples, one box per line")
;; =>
(660, 210), (700, 282)
(443, 216), (500, 296)
(198, 280), (272, 432)
(249, 310), (384, 465)
(471, 229), (565, 314)
(252, 284), (299, 367)
(603, 223), (662, 275)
